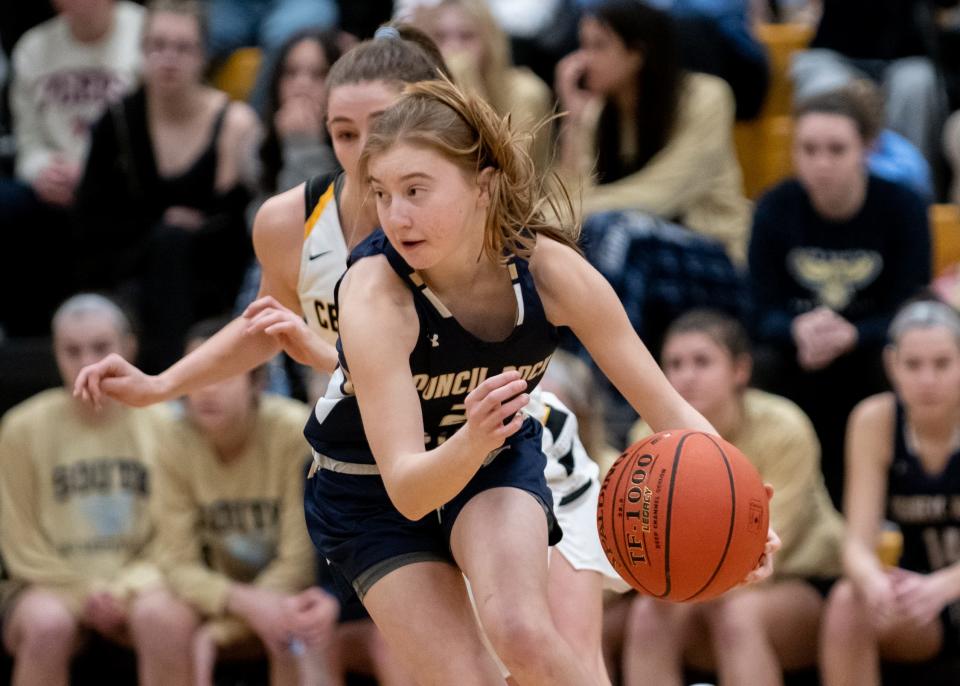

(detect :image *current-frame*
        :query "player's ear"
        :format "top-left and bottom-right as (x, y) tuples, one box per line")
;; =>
(476, 166), (496, 208)
(123, 333), (138, 363)
(733, 353), (752, 389)
(882, 343), (897, 381)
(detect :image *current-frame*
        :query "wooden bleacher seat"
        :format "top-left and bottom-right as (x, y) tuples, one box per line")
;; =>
(755, 22), (815, 118)
(930, 203), (960, 277)
(735, 23), (814, 198)
(211, 47), (262, 102)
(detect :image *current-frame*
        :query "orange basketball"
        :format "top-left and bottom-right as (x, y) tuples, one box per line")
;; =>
(597, 429), (769, 602)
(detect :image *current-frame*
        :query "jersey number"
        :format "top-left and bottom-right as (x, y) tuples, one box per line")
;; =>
(923, 526), (960, 569)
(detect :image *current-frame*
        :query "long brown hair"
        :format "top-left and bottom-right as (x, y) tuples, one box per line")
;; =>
(359, 78), (578, 262)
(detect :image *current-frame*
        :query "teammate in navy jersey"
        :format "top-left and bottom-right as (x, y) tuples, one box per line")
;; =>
(822, 300), (960, 685)
(303, 77), (778, 686)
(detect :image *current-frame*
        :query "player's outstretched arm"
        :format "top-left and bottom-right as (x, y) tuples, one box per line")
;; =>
(74, 316), (281, 408)
(531, 238), (715, 435)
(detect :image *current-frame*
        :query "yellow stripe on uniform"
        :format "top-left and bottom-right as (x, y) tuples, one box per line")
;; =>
(304, 183), (336, 239)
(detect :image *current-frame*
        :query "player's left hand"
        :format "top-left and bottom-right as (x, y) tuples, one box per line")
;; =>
(742, 484), (780, 585)
(243, 296), (335, 370)
(891, 567), (953, 628)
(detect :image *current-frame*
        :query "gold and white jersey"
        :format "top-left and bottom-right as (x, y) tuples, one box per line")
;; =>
(298, 173), (348, 344)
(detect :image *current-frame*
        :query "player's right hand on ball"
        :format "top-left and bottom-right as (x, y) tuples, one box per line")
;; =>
(462, 371), (529, 454)
(73, 353), (165, 409)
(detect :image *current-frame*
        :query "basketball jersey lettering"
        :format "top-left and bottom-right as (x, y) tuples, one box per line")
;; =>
(503, 354), (553, 382)
(52, 458), (149, 502)
(922, 526), (960, 570)
(313, 300), (339, 332)
(413, 367), (489, 401)
(199, 499), (281, 534)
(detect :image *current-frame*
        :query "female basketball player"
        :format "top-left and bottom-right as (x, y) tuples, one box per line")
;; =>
(821, 300), (960, 685)
(75, 27), (634, 684)
(301, 77), (776, 685)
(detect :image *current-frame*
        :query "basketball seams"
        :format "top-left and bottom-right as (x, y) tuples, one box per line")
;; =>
(681, 433), (737, 602)
(659, 431), (692, 599)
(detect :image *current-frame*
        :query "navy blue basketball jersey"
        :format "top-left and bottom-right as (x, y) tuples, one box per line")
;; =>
(887, 402), (960, 574)
(304, 230), (558, 465)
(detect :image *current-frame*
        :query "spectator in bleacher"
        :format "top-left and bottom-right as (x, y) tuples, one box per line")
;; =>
(206, 0), (338, 112)
(821, 300), (960, 685)
(74, 0), (261, 375)
(1, 0), (144, 337)
(400, 0), (582, 88)
(640, 0), (770, 120)
(255, 28), (341, 200)
(749, 84), (931, 508)
(622, 309), (843, 685)
(408, 0), (555, 172)
(790, 0), (948, 165)
(555, 0), (751, 265)
(128, 317), (339, 686)
(0, 293), (170, 686)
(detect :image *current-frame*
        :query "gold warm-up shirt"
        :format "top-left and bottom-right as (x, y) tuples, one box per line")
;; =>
(0, 389), (170, 615)
(152, 395), (315, 645)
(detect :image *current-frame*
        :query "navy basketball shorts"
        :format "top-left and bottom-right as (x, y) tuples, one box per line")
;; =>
(304, 418), (562, 603)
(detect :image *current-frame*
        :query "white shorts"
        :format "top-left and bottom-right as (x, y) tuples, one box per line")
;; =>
(529, 389), (631, 593)
(553, 477), (631, 592)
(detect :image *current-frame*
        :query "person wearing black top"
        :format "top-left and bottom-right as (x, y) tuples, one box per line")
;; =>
(74, 0), (260, 373)
(749, 85), (931, 507)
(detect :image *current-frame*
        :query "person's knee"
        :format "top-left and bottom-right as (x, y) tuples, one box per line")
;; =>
(483, 607), (555, 669)
(822, 580), (869, 638)
(625, 597), (674, 645)
(129, 589), (198, 647)
(702, 592), (765, 650)
(9, 591), (78, 656)
(886, 58), (938, 101)
(790, 49), (855, 100)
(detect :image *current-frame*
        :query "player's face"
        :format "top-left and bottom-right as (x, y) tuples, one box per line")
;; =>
(183, 342), (259, 438)
(888, 327), (960, 412)
(368, 143), (487, 271)
(794, 113), (867, 210)
(428, 4), (486, 67)
(327, 81), (401, 180)
(54, 312), (131, 389)
(279, 38), (329, 111)
(578, 17), (642, 96)
(142, 11), (205, 91)
(662, 332), (746, 418)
